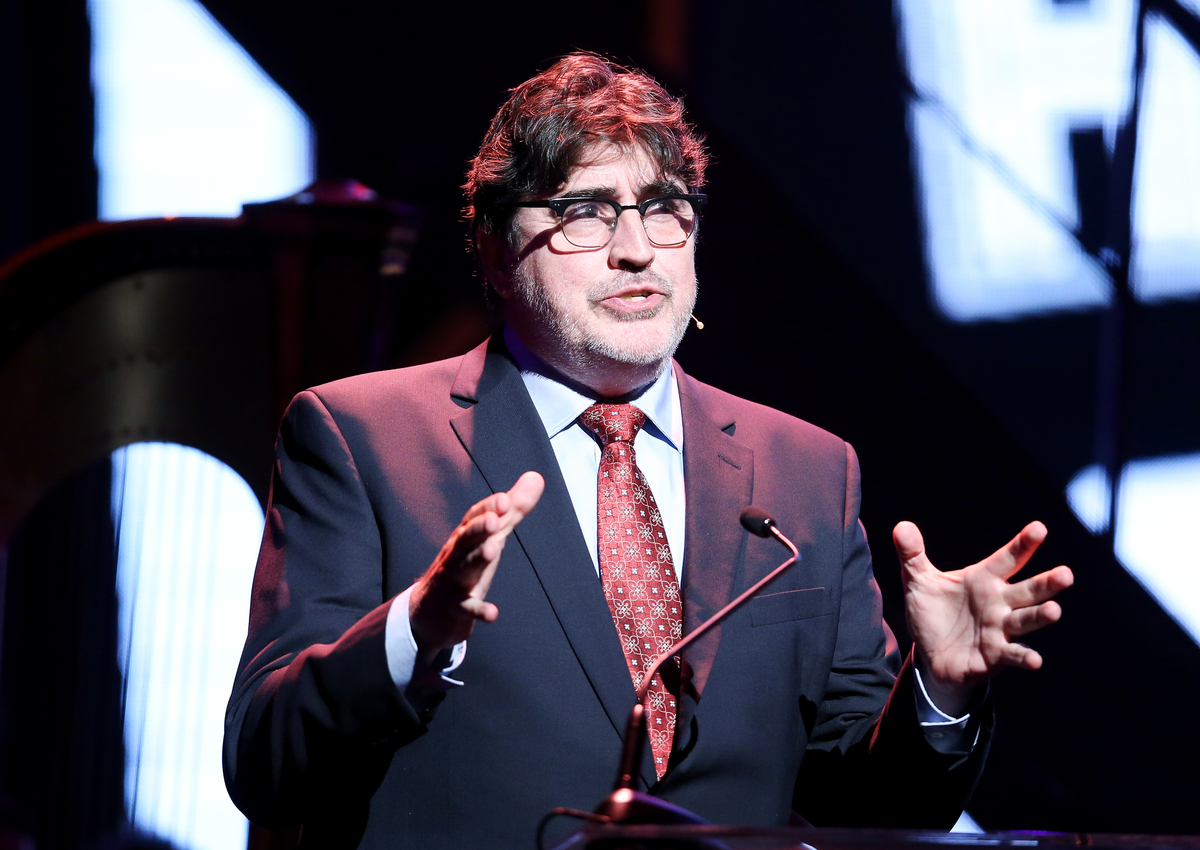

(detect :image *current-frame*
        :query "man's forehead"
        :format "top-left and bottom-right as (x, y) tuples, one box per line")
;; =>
(558, 142), (684, 195)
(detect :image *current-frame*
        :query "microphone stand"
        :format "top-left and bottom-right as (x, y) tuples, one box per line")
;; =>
(594, 507), (800, 826)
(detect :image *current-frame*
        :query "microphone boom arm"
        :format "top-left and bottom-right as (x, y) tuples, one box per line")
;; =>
(613, 521), (800, 792)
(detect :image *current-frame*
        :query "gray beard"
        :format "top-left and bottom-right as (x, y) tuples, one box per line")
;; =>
(512, 267), (696, 379)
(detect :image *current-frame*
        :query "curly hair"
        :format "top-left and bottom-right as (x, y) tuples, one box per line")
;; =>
(464, 52), (708, 246)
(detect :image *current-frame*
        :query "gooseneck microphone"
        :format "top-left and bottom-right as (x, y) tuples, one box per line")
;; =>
(593, 506), (801, 826)
(738, 505), (776, 538)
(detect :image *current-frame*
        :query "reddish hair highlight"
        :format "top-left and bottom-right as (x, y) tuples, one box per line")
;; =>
(465, 52), (708, 244)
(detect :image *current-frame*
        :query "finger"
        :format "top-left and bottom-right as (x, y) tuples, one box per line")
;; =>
(450, 510), (502, 558)
(470, 536), (508, 599)
(469, 473), (546, 588)
(1004, 600), (1062, 637)
(440, 512), (506, 588)
(467, 473), (544, 551)
(456, 474), (544, 583)
(893, 521), (936, 584)
(461, 597), (499, 624)
(982, 521), (1048, 580)
(998, 641), (1044, 671)
(459, 489), (512, 526)
(428, 471), (546, 608)
(460, 471), (544, 533)
(1004, 565), (1074, 609)
(496, 471), (545, 528)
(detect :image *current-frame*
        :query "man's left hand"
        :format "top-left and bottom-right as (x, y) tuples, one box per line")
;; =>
(894, 520), (1075, 716)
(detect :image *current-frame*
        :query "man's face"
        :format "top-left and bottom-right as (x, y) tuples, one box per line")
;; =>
(493, 143), (698, 396)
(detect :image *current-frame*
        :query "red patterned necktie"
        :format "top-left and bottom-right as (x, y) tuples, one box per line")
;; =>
(579, 403), (682, 779)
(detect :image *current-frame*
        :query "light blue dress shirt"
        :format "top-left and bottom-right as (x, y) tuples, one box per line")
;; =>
(503, 327), (686, 578)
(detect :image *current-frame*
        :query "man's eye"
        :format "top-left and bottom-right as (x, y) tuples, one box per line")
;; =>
(562, 201), (612, 223)
(645, 198), (687, 217)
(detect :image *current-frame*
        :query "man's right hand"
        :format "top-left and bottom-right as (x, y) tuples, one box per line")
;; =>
(408, 471), (545, 664)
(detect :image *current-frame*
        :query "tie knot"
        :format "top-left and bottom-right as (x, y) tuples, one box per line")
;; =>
(579, 403), (646, 446)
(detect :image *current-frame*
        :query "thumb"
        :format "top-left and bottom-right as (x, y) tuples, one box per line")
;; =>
(893, 521), (935, 585)
(508, 470), (545, 516)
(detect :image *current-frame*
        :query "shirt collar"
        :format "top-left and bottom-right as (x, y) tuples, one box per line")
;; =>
(503, 326), (682, 451)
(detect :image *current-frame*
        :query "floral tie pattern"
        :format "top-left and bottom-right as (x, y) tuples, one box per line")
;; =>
(579, 403), (681, 779)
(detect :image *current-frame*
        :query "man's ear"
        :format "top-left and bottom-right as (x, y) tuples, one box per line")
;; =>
(475, 225), (516, 299)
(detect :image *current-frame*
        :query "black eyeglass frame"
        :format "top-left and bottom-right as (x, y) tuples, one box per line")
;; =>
(500, 193), (708, 248)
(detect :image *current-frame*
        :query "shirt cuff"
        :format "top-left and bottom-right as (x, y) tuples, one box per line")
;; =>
(913, 664), (983, 756)
(385, 585), (467, 692)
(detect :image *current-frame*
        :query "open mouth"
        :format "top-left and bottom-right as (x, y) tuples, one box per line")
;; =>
(594, 274), (672, 315)
(602, 290), (664, 311)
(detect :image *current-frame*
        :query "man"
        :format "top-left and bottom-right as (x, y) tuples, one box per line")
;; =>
(224, 53), (1073, 849)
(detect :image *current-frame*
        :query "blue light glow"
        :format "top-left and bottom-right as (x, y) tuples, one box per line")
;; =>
(1068, 454), (1200, 643)
(900, 0), (1200, 320)
(951, 811), (985, 833)
(1130, 13), (1200, 301)
(90, 0), (313, 220)
(112, 443), (261, 850)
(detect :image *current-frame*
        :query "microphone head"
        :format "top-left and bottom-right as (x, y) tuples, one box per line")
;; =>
(740, 506), (776, 537)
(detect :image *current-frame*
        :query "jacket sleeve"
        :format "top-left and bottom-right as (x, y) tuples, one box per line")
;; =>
(793, 442), (992, 828)
(222, 391), (432, 828)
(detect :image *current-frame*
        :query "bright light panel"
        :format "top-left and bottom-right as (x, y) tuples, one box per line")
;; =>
(900, 0), (1200, 320)
(112, 443), (261, 850)
(952, 811), (984, 833)
(1130, 13), (1200, 301)
(90, 0), (313, 220)
(1068, 454), (1200, 644)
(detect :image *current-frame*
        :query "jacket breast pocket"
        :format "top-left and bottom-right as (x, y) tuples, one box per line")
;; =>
(749, 587), (833, 626)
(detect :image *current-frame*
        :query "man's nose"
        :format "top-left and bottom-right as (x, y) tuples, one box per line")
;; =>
(607, 208), (655, 269)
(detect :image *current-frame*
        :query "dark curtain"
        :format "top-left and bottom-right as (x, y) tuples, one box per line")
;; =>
(0, 458), (127, 849)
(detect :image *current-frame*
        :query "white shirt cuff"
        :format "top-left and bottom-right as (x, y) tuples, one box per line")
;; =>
(385, 585), (467, 692)
(913, 665), (982, 755)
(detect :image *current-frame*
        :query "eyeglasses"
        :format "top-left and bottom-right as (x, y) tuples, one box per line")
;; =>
(503, 193), (708, 249)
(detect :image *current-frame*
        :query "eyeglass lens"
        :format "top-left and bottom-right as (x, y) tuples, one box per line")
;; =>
(559, 198), (697, 248)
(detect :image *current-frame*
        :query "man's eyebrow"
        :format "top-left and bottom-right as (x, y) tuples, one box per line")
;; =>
(642, 178), (687, 196)
(555, 179), (687, 200)
(554, 186), (618, 200)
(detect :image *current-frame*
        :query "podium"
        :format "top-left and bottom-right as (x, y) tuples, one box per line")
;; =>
(552, 826), (1200, 850)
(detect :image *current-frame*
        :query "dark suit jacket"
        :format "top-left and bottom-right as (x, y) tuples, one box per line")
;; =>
(224, 335), (989, 849)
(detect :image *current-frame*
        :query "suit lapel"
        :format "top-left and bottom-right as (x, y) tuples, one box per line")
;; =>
(449, 337), (641, 768)
(449, 343), (752, 788)
(672, 367), (754, 760)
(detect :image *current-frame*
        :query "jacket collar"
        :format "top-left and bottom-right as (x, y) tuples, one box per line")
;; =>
(670, 367), (754, 765)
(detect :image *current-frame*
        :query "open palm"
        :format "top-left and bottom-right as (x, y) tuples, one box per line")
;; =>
(895, 520), (1074, 712)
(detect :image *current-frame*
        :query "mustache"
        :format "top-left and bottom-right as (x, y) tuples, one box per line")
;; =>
(589, 270), (675, 300)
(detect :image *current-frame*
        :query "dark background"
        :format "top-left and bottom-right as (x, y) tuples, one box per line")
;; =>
(2, 0), (1198, 838)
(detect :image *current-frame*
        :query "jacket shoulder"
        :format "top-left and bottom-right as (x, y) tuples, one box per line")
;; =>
(677, 368), (849, 459)
(287, 337), (491, 428)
